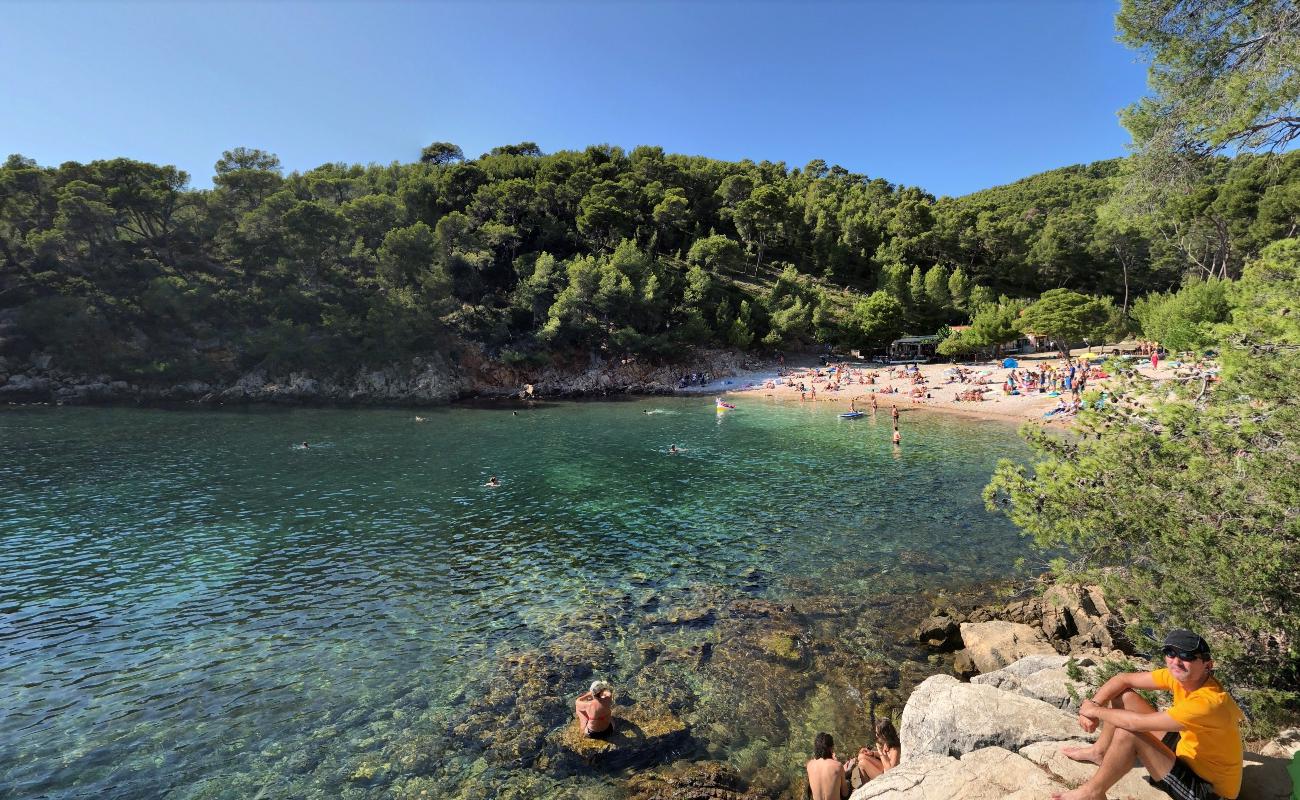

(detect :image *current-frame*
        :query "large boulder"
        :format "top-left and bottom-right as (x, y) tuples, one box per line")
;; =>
(970, 654), (1091, 710)
(1019, 740), (1168, 799)
(849, 747), (1064, 800)
(958, 620), (1057, 674)
(1043, 584), (1124, 653)
(900, 674), (1084, 758)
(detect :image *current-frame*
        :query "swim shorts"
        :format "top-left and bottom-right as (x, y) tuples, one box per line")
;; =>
(1147, 757), (1221, 800)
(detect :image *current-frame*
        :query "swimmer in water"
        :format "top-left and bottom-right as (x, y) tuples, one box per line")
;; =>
(300, 441), (309, 449)
(485, 476), (500, 487)
(892, 427), (901, 445)
(414, 416), (426, 422)
(669, 444), (679, 454)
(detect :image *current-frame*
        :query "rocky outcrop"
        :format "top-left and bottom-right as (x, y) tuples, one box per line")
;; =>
(1000, 583), (1128, 655)
(0, 347), (751, 406)
(957, 620), (1058, 674)
(899, 674), (1083, 758)
(880, 658), (1293, 800)
(970, 653), (1092, 710)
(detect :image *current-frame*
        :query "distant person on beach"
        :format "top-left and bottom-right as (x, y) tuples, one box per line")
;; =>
(1053, 628), (1243, 800)
(574, 680), (614, 737)
(848, 718), (902, 789)
(805, 732), (850, 800)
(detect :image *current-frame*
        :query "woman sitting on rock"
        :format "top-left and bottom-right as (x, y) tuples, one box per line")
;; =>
(848, 718), (902, 789)
(574, 680), (614, 737)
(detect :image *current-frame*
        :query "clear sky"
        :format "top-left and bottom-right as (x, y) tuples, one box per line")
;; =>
(2, 1), (1150, 198)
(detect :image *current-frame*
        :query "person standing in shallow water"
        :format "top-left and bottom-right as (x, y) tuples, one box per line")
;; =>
(806, 732), (851, 800)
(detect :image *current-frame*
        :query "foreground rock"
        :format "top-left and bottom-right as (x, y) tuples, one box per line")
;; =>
(899, 674), (1083, 758)
(1018, 740), (1167, 799)
(887, 658), (1294, 800)
(849, 747), (1065, 799)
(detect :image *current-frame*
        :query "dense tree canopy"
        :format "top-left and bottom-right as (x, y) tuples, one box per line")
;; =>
(0, 144), (1297, 381)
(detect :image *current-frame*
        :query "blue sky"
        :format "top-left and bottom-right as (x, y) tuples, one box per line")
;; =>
(2, 1), (1149, 197)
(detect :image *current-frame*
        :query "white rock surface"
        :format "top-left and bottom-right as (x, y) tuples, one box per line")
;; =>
(1019, 740), (1168, 799)
(849, 747), (1063, 800)
(970, 653), (1091, 710)
(900, 674), (1084, 758)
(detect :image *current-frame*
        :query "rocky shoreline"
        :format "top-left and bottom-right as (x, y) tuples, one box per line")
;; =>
(523, 582), (1298, 800)
(0, 346), (755, 407)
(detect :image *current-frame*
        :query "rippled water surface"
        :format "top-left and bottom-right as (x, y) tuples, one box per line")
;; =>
(0, 399), (1030, 799)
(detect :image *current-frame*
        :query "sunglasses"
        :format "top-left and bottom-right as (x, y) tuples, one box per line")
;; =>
(1162, 646), (1205, 661)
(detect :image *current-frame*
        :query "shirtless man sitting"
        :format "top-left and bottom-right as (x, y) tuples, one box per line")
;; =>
(806, 732), (850, 800)
(1052, 628), (1243, 800)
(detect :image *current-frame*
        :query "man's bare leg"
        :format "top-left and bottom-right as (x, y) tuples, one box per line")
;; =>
(1060, 689), (1157, 764)
(1051, 725), (1175, 800)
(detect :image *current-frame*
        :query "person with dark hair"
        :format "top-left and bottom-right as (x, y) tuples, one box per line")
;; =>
(847, 718), (902, 789)
(1053, 628), (1244, 800)
(805, 731), (850, 800)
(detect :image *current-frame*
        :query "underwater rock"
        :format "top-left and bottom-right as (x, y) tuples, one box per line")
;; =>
(914, 614), (961, 650)
(554, 705), (691, 772)
(626, 760), (769, 800)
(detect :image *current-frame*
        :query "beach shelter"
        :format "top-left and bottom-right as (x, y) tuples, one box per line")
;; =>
(1002, 357), (1019, 368)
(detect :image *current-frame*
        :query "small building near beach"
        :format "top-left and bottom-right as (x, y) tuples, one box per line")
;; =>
(888, 335), (942, 363)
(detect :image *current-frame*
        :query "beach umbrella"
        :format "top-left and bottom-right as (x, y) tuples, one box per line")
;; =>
(1002, 357), (1018, 368)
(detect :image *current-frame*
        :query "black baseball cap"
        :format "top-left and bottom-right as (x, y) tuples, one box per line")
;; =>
(1163, 628), (1211, 656)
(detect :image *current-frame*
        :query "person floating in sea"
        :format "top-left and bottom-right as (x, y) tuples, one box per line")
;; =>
(484, 475), (500, 487)
(669, 444), (679, 454)
(299, 441), (309, 449)
(574, 680), (614, 738)
(1052, 628), (1243, 800)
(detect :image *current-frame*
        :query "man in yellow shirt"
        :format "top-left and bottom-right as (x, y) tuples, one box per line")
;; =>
(1052, 628), (1244, 800)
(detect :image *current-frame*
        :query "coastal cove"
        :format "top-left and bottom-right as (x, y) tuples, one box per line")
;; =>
(1, 400), (1031, 799)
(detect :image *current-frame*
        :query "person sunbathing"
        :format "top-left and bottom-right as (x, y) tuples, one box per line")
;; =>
(574, 680), (615, 737)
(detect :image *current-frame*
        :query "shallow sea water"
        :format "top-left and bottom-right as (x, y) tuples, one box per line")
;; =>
(0, 398), (1030, 799)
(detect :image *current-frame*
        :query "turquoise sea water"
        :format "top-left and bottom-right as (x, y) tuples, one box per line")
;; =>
(0, 398), (1030, 799)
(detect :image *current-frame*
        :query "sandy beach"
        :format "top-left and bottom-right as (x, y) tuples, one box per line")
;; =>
(704, 349), (1183, 425)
